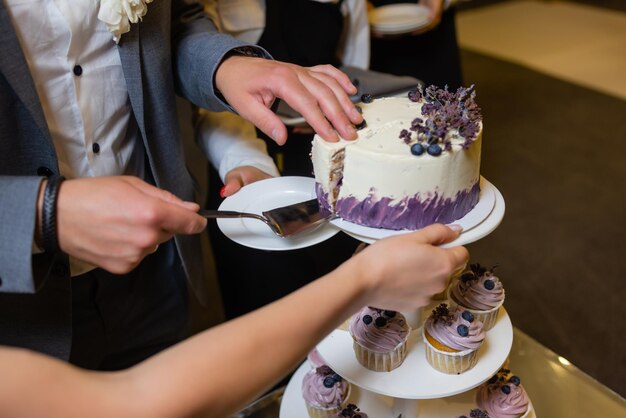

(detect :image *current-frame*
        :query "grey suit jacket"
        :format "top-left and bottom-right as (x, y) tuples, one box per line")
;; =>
(0, 1), (249, 359)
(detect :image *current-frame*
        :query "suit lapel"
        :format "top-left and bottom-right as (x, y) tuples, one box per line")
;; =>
(0, 3), (52, 142)
(117, 24), (147, 141)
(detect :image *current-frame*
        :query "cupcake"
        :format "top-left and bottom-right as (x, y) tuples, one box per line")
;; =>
(349, 307), (410, 372)
(423, 303), (485, 374)
(329, 403), (369, 418)
(475, 369), (532, 418)
(448, 263), (505, 330)
(302, 365), (351, 418)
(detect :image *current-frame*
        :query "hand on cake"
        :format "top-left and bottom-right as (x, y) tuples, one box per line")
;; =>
(220, 166), (274, 198)
(215, 56), (363, 145)
(347, 224), (469, 311)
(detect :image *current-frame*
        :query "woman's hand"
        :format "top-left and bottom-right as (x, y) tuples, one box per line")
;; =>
(220, 166), (274, 198)
(345, 224), (468, 311)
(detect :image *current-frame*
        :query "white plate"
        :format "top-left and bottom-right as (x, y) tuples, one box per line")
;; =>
(315, 307), (513, 400)
(216, 177), (339, 251)
(331, 176), (500, 245)
(280, 359), (536, 418)
(369, 4), (431, 34)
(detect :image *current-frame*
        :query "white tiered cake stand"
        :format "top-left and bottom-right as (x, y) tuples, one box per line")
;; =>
(278, 181), (532, 418)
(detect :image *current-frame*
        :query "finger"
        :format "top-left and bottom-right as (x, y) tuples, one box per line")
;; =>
(447, 246), (470, 273)
(160, 207), (207, 235)
(125, 176), (200, 211)
(308, 69), (363, 125)
(272, 79), (339, 142)
(309, 64), (358, 96)
(297, 73), (357, 140)
(412, 223), (463, 245)
(233, 96), (289, 145)
(222, 175), (243, 197)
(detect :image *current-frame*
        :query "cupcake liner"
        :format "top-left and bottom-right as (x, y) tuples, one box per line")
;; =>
(352, 337), (408, 372)
(304, 385), (351, 418)
(306, 403), (343, 418)
(522, 401), (535, 418)
(447, 286), (504, 331)
(422, 328), (479, 374)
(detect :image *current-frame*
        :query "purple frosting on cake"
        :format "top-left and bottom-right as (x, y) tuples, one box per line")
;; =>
(301, 365), (350, 409)
(335, 182), (479, 231)
(316, 182), (332, 213)
(349, 307), (409, 352)
(424, 304), (485, 351)
(476, 369), (530, 418)
(330, 403), (369, 418)
(451, 264), (505, 311)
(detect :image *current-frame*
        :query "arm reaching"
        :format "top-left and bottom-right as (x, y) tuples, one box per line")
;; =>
(0, 224), (467, 418)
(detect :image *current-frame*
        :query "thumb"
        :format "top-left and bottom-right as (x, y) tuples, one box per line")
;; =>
(413, 223), (463, 246)
(222, 176), (244, 198)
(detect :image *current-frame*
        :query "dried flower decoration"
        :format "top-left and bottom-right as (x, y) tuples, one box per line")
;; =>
(402, 84), (482, 156)
(431, 303), (454, 325)
(469, 409), (491, 418)
(98, 0), (154, 44)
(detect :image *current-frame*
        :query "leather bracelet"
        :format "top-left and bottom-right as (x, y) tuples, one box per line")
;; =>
(41, 175), (65, 254)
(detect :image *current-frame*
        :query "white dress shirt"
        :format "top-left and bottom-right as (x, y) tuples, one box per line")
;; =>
(5, 0), (144, 181)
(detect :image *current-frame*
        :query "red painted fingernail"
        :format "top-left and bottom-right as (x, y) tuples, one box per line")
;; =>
(219, 186), (226, 198)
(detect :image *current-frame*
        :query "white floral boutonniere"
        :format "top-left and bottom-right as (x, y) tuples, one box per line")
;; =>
(98, 0), (154, 44)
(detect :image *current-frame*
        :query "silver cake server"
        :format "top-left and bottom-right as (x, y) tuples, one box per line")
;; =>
(199, 198), (332, 238)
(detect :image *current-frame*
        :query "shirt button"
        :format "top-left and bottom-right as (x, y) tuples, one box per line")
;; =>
(73, 65), (83, 76)
(37, 166), (54, 177)
(92, 143), (100, 154)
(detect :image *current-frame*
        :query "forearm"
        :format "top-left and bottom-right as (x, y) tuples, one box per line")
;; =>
(0, 272), (360, 418)
(0, 176), (49, 293)
(171, 1), (268, 112)
(130, 262), (368, 418)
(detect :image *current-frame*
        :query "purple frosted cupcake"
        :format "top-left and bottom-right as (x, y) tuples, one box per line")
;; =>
(448, 263), (505, 330)
(423, 303), (485, 374)
(349, 307), (409, 372)
(476, 369), (532, 418)
(330, 403), (369, 418)
(302, 365), (351, 418)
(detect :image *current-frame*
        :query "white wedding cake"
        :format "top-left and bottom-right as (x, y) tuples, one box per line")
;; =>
(311, 85), (483, 230)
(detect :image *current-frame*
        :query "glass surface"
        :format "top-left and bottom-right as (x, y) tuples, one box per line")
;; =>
(233, 327), (625, 417)
(508, 328), (625, 417)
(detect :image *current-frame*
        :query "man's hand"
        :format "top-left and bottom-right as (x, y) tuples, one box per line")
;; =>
(52, 176), (206, 274)
(220, 166), (274, 198)
(215, 56), (363, 145)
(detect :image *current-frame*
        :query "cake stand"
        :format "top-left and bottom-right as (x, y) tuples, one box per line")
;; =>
(280, 358), (536, 418)
(332, 176), (506, 248)
(279, 305), (515, 418)
(277, 181), (536, 417)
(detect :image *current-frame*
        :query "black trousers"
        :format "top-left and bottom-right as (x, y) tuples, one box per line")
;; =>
(69, 239), (188, 370)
